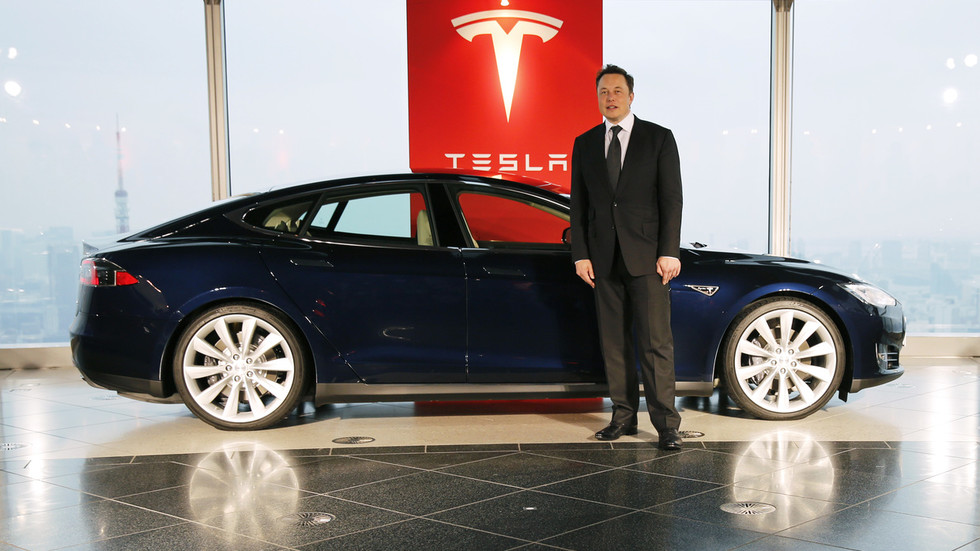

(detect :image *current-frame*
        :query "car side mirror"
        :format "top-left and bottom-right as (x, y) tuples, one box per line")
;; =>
(562, 226), (572, 246)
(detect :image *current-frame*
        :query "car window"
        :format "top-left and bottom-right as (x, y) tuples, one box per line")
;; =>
(456, 191), (569, 249)
(305, 191), (433, 246)
(242, 196), (316, 234)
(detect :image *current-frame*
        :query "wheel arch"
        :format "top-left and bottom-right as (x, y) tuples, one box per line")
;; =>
(159, 294), (322, 399)
(711, 289), (855, 395)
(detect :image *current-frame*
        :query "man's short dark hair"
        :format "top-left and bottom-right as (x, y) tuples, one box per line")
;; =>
(596, 64), (634, 93)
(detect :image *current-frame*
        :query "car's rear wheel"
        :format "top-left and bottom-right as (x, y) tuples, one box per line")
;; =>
(722, 297), (845, 420)
(173, 303), (307, 430)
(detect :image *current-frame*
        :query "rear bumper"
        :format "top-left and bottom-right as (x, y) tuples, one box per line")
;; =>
(70, 311), (174, 399)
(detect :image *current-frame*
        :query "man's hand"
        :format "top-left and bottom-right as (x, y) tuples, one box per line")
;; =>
(575, 259), (595, 288)
(656, 256), (681, 285)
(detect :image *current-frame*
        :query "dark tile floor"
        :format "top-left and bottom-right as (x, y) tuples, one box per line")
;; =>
(3, 439), (979, 550)
(3, 360), (980, 549)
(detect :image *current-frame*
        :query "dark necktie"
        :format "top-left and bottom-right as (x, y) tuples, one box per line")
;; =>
(607, 125), (622, 188)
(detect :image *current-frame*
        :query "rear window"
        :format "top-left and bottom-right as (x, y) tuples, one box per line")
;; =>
(242, 196), (317, 234)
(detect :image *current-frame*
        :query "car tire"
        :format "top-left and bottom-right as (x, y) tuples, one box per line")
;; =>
(173, 303), (307, 430)
(721, 297), (845, 420)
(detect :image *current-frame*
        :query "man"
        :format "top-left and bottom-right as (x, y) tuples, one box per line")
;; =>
(569, 64), (683, 450)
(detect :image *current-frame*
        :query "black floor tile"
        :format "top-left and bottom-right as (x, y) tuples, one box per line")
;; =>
(300, 517), (528, 550)
(2, 498), (185, 550)
(864, 479), (980, 526)
(437, 452), (611, 488)
(735, 460), (906, 505)
(526, 447), (676, 468)
(1, 440), (977, 550)
(887, 440), (980, 460)
(537, 467), (721, 509)
(646, 484), (848, 534)
(327, 470), (519, 516)
(45, 460), (196, 498)
(777, 502), (980, 551)
(626, 448), (795, 485)
(540, 510), (764, 551)
(427, 443), (521, 453)
(203, 493), (412, 548)
(1, 477), (100, 518)
(62, 522), (287, 551)
(824, 447), (974, 482)
(285, 455), (424, 493)
(0, 456), (133, 481)
(428, 489), (631, 541)
(519, 442), (613, 451)
(330, 445), (426, 455)
(733, 535), (857, 550)
(350, 450), (518, 470)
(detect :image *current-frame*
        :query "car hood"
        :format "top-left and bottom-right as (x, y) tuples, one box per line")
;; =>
(683, 245), (863, 284)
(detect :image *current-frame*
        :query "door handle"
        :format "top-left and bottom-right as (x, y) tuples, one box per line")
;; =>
(483, 267), (525, 277)
(290, 258), (334, 268)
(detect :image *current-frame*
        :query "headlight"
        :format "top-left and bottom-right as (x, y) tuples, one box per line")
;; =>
(840, 283), (898, 307)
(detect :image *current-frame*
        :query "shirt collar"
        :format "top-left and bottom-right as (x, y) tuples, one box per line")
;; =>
(605, 112), (635, 134)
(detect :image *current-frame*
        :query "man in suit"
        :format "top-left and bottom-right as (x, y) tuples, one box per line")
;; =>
(569, 64), (683, 450)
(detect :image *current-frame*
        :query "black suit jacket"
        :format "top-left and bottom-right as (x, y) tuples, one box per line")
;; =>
(570, 116), (683, 277)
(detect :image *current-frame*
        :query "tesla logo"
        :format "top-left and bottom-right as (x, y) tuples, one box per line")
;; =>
(407, 0), (601, 190)
(452, 10), (563, 121)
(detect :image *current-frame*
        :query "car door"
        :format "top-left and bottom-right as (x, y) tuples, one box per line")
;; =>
(449, 183), (604, 383)
(257, 183), (467, 383)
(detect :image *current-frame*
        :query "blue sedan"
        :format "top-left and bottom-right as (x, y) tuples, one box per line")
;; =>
(70, 173), (905, 430)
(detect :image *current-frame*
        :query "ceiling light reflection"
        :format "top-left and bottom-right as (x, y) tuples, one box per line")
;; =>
(943, 88), (959, 104)
(3, 80), (22, 97)
(965, 54), (977, 68)
(946, 57), (956, 69)
(6, 47), (16, 60)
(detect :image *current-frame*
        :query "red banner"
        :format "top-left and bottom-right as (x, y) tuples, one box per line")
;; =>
(407, 0), (602, 192)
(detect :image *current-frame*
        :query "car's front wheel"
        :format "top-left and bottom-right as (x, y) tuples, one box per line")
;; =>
(722, 297), (845, 420)
(173, 303), (307, 430)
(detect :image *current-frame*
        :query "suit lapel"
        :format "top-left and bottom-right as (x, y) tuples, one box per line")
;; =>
(585, 124), (614, 193)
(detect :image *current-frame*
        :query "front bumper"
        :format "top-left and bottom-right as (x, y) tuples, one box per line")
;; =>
(848, 303), (906, 393)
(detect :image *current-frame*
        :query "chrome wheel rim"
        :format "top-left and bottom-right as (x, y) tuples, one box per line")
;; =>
(732, 308), (838, 414)
(181, 313), (296, 424)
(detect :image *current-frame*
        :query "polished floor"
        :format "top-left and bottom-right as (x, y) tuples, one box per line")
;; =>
(1, 357), (979, 550)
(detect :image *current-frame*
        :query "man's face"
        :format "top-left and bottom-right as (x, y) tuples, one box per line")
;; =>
(597, 73), (633, 124)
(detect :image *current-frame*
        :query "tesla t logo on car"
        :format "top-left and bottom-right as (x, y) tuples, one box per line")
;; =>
(452, 9), (563, 121)
(407, 0), (601, 191)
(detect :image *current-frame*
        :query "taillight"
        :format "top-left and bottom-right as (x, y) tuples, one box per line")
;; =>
(79, 258), (139, 287)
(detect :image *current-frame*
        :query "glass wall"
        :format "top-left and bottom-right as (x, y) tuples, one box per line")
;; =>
(1, 1), (975, 346)
(220, 0), (772, 247)
(606, 0), (772, 254)
(0, 1), (211, 345)
(793, 0), (980, 333)
(223, 0), (409, 195)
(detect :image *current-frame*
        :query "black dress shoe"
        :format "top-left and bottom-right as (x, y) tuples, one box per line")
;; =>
(595, 422), (638, 441)
(658, 429), (682, 450)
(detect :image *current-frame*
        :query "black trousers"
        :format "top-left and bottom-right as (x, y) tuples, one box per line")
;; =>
(594, 243), (680, 433)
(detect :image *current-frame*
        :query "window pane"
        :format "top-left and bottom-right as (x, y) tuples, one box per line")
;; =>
(224, 0), (408, 194)
(0, 1), (210, 345)
(334, 194), (414, 237)
(793, 0), (980, 333)
(458, 192), (568, 246)
(604, 0), (772, 253)
(308, 192), (426, 245)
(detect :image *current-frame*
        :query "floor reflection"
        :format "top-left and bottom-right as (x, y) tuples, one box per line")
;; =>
(188, 443), (300, 527)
